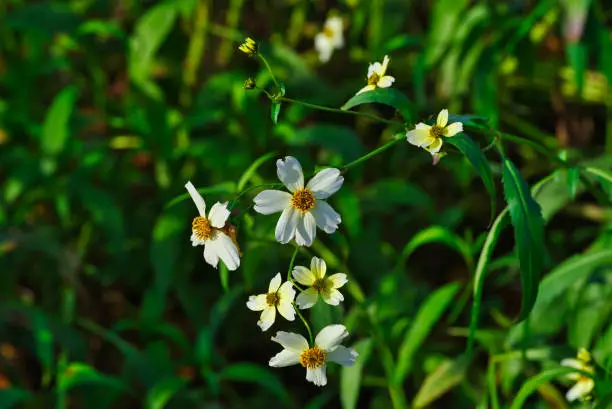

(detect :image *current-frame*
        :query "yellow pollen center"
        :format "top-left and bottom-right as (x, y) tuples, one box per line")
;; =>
(323, 26), (335, 38)
(192, 216), (214, 240)
(299, 347), (326, 369)
(291, 188), (316, 212)
(266, 292), (280, 306)
(312, 278), (328, 294)
(367, 73), (380, 85)
(429, 125), (445, 139)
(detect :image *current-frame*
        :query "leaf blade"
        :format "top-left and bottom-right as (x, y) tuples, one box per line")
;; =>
(341, 88), (414, 123)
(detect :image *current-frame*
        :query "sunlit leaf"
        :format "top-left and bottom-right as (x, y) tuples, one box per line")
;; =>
(509, 367), (583, 409)
(341, 87), (414, 124)
(58, 362), (129, 393)
(341, 339), (373, 409)
(41, 86), (78, 157)
(413, 354), (471, 408)
(271, 101), (281, 124)
(145, 378), (188, 409)
(237, 151), (278, 191)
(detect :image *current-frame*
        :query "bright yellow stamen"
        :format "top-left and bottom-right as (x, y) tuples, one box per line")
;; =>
(291, 188), (316, 213)
(192, 216), (214, 240)
(299, 347), (326, 369)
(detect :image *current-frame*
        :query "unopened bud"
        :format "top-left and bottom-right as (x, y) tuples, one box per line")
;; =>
(238, 37), (258, 56)
(244, 77), (256, 90)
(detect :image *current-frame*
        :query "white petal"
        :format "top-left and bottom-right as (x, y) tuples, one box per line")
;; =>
(328, 273), (348, 289)
(203, 242), (219, 268)
(367, 62), (381, 78)
(377, 75), (395, 88)
(276, 156), (304, 192)
(310, 257), (327, 279)
(246, 294), (267, 311)
(315, 34), (333, 63)
(406, 127), (433, 147)
(275, 206), (299, 244)
(307, 168), (344, 199)
(437, 109), (449, 128)
(207, 202), (230, 228)
(253, 190), (292, 215)
(322, 288), (344, 306)
(296, 287), (319, 310)
(292, 266), (316, 286)
(190, 233), (205, 247)
(566, 379), (594, 402)
(208, 233), (240, 271)
(258, 306), (276, 331)
(380, 55), (390, 75)
(268, 273), (282, 293)
(295, 212), (316, 247)
(311, 201), (341, 234)
(185, 181), (206, 216)
(269, 349), (300, 367)
(326, 345), (358, 366)
(306, 367), (327, 386)
(428, 138), (443, 154)
(271, 331), (309, 353)
(444, 122), (463, 137)
(561, 358), (584, 370)
(278, 281), (296, 303)
(277, 300), (296, 321)
(356, 84), (376, 95)
(315, 324), (348, 351)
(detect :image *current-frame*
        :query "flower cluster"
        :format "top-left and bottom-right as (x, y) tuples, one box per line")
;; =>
(561, 348), (595, 402)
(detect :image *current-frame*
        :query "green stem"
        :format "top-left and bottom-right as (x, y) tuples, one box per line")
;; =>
(341, 135), (405, 172)
(294, 305), (314, 345)
(278, 97), (403, 127)
(56, 286), (75, 409)
(258, 54), (280, 89)
(286, 246), (299, 281)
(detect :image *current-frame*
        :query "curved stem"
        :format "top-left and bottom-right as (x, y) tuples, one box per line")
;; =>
(286, 246), (299, 281)
(341, 135), (405, 172)
(278, 96), (403, 127)
(258, 54), (280, 89)
(294, 304), (314, 345)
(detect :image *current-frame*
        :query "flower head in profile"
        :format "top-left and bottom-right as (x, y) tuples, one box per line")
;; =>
(238, 37), (258, 56)
(185, 181), (240, 271)
(356, 55), (395, 95)
(406, 109), (463, 155)
(293, 257), (347, 309)
(246, 273), (296, 331)
(561, 348), (595, 402)
(253, 156), (343, 247)
(314, 16), (344, 63)
(269, 324), (358, 386)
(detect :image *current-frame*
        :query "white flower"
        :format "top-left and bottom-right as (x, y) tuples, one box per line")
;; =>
(269, 324), (358, 386)
(356, 55), (395, 95)
(246, 273), (296, 331)
(561, 348), (595, 402)
(406, 109), (463, 155)
(314, 16), (344, 63)
(293, 257), (347, 309)
(185, 181), (240, 271)
(253, 156), (343, 247)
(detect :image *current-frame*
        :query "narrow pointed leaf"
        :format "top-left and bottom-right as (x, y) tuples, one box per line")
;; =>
(501, 157), (545, 320)
(413, 354), (471, 408)
(271, 101), (281, 124)
(341, 88), (414, 124)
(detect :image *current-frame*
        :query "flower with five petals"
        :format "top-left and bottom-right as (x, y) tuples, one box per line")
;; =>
(406, 109), (463, 155)
(246, 273), (296, 331)
(356, 55), (395, 95)
(293, 257), (347, 309)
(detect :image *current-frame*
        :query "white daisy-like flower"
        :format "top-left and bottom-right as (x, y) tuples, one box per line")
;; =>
(253, 156), (343, 247)
(293, 257), (347, 309)
(269, 324), (358, 387)
(561, 348), (595, 402)
(185, 181), (240, 271)
(406, 109), (463, 155)
(246, 273), (296, 331)
(356, 55), (395, 95)
(314, 16), (344, 63)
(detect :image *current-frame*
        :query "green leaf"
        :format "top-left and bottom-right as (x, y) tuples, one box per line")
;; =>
(0, 388), (32, 409)
(237, 151), (277, 191)
(220, 363), (292, 405)
(567, 167), (580, 199)
(341, 339), (373, 409)
(281, 124), (364, 161)
(41, 86), (78, 156)
(501, 157), (545, 320)
(394, 282), (461, 385)
(413, 354), (471, 408)
(509, 367), (583, 409)
(467, 209), (510, 355)
(145, 378), (188, 409)
(341, 87), (414, 124)
(271, 101), (281, 124)
(398, 225), (472, 269)
(446, 133), (496, 223)
(58, 362), (129, 393)
(566, 42), (587, 96)
(165, 182), (237, 209)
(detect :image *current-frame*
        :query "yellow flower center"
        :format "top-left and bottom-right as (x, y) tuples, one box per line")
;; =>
(429, 125), (445, 139)
(299, 347), (327, 369)
(323, 26), (335, 38)
(291, 188), (316, 213)
(367, 73), (380, 86)
(266, 292), (280, 307)
(312, 278), (329, 294)
(192, 216), (214, 240)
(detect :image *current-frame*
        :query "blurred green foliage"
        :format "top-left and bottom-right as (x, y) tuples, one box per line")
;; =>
(1, 0), (612, 408)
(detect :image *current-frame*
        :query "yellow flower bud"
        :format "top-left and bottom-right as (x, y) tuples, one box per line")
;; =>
(238, 37), (258, 56)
